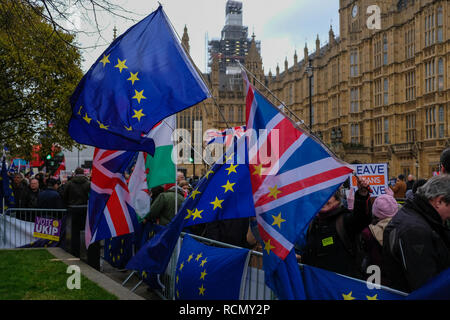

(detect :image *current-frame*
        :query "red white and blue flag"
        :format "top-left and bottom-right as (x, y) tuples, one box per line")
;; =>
(243, 71), (353, 299)
(85, 148), (139, 248)
(205, 126), (246, 147)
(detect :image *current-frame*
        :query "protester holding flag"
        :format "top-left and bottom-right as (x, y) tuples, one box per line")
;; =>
(300, 177), (371, 280)
(382, 175), (450, 293)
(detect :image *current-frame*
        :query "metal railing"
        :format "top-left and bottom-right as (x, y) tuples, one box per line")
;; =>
(0, 208), (67, 249)
(149, 232), (276, 300)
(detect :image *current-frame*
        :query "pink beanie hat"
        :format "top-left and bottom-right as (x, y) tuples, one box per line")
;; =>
(372, 194), (398, 219)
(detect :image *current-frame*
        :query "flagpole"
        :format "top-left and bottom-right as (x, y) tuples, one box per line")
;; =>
(238, 61), (309, 130)
(238, 61), (345, 162)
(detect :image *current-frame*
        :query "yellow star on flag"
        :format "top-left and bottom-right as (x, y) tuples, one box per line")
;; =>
(268, 185), (281, 199)
(132, 108), (146, 122)
(366, 294), (378, 300)
(187, 254), (194, 262)
(124, 125), (132, 131)
(200, 270), (207, 280)
(205, 170), (214, 179)
(224, 153), (235, 163)
(199, 284), (206, 296)
(179, 262), (184, 271)
(195, 253), (203, 262)
(271, 213), (286, 229)
(222, 180), (236, 193)
(132, 89), (146, 104)
(77, 106), (83, 115)
(190, 189), (201, 200)
(83, 113), (92, 124)
(185, 209), (193, 220)
(342, 291), (356, 300)
(97, 121), (109, 130)
(114, 58), (128, 73)
(210, 197), (224, 210)
(252, 164), (264, 176)
(264, 238), (275, 255)
(225, 164), (238, 175)
(99, 54), (110, 67)
(200, 258), (207, 267)
(127, 71), (139, 85)
(191, 208), (203, 221)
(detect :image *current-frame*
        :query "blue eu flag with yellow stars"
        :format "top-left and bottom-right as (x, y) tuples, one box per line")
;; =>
(68, 5), (210, 154)
(103, 234), (134, 269)
(0, 156), (14, 213)
(183, 153), (254, 227)
(301, 264), (406, 300)
(175, 234), (250, 300)
(126, 148), (255, 275)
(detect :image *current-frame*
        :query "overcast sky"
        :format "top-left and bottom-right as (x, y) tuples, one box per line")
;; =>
(74, 0), (340, 75)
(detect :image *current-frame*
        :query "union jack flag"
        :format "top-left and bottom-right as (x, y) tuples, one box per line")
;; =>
(85, 148), (139, 248)
(243, 71), (353, 299)
(205, 126), (246, 147)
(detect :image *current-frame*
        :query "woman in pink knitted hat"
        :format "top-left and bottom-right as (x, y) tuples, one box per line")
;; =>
(360, 193), (399, 279)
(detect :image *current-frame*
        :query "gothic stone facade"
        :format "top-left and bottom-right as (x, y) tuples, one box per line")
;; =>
(180, 0), (449, 179)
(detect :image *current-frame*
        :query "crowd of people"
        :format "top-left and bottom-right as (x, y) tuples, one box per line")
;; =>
(8, 167), (90, 210)
(5, 147), (450, 295)
(143, 147), (450, 294)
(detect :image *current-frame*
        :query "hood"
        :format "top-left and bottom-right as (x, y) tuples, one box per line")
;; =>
(369, 218), (392, 245)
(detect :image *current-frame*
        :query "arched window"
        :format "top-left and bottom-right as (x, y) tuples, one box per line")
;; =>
(437, 7), (443, 42)
(438, 58), (444, 91)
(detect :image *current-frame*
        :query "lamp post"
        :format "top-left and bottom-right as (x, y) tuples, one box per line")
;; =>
(305, 61), (313, 131)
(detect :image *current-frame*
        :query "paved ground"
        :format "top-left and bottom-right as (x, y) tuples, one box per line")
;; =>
(47, 247), (162, 300)
(99, 258), (162, 300)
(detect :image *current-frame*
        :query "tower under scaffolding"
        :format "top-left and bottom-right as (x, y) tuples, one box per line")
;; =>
(208, 0), (260, 90)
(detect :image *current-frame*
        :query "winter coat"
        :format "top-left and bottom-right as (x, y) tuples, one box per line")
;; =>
(63, 175), (90, 206)
(38, 188), (65, 209)
(25, 188), (40, 208)
(382, 194), (450, 293)
(360, 218), (391, 273)
(301, 192), (371, 279)
(146, 187), (185, 226)
(203, 218), (250, 248)
(11, 180), (28, 208)
(390, 180), (407, 199)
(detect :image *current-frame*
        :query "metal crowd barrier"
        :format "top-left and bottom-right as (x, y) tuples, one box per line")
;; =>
(0, 208), (67, 249)
(151, 232), (276, 300)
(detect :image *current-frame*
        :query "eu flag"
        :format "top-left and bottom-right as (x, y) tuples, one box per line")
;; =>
(69, 5), (210, 153)
(406, 267), (450, 300)
(0, 156), (14, 213)
(126, 150), (255, 275)
(175, 234), (250, 300)
(103, 234), (134, 269)
(301, 264), (406, 300)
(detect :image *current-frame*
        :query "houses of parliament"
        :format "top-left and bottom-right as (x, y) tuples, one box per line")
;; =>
(178, 0), (449, 180)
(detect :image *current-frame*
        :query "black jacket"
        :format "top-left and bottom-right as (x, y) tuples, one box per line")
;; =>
(382, 194), (450, 293)
(63, 175), (90, 206)
(38, 188), (64, 209)
(301, 192), (371, 279)
(203, 218), (250, 248)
